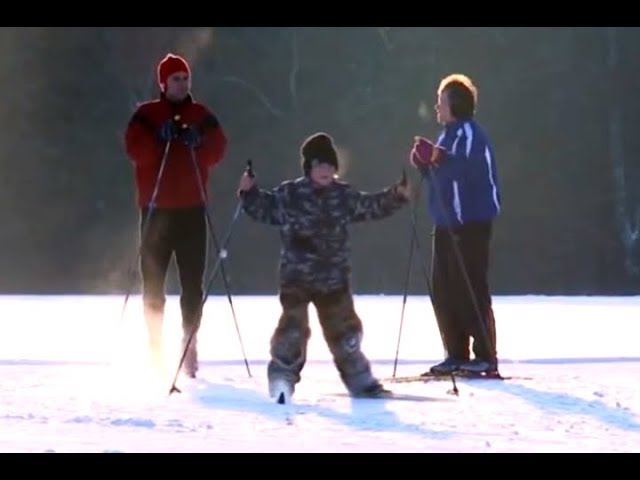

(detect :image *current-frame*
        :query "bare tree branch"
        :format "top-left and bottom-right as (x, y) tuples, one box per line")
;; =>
(216, 75), (283, 118)
(376, 27), (393, 51)
(607, 26), (639, 276)
(289, 27), (300, 112)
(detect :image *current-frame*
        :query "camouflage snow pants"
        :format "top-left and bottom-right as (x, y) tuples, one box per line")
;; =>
(268, 284), (381, 396)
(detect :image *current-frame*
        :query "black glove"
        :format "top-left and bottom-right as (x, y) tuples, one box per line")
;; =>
(180, 126), (202, 149)
(158, 119), (178, 142)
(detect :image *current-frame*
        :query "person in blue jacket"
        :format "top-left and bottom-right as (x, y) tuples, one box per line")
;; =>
(410, 73), (502, 376)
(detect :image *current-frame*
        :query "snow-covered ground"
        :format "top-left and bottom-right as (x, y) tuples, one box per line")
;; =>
(0, 294), (638, 453)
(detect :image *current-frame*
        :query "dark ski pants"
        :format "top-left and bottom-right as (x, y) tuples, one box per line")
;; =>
(431, 221), (497, 362)
(268, 284), (379, 395)
(139, 206), (207, 348)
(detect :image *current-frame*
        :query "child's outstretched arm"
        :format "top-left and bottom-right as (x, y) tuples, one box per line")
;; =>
(238, 171), (289, 226)
(347, 173), (411, 224)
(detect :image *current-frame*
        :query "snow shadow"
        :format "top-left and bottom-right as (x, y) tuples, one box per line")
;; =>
(189, 379), (455, 441)
(469, 379), (640, 433)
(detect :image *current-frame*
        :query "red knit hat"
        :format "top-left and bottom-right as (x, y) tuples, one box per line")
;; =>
(157, 54), (191, 89)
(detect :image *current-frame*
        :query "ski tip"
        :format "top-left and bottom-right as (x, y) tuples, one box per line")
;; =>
(277, 392), (286, 405)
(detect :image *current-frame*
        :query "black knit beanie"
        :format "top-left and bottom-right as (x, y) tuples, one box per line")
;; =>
(300, 132), (339, 176)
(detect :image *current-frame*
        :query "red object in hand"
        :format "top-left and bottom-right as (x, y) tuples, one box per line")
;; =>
(410, 136), (447, 168)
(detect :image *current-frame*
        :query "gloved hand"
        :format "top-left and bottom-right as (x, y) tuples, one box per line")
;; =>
(393, 169), (412, 201)
(158, 119), (178, 142)
(237, 160), (256, 197)
(179, 126), (202, 149)
(410, 136), (447, 168)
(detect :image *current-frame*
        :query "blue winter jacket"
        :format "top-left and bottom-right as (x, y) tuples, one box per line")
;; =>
(420, 119), (502, 228)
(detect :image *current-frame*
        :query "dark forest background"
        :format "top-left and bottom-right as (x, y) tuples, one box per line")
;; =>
(1, 27), (638, 296)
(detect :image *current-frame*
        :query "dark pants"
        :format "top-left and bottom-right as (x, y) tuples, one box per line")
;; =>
(140, 206), (207, 350)
(268, 284), (379, 395)
(431, 221), (497, 362)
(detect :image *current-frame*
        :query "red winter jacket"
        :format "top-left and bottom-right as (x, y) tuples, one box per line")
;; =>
(125, 93), (228, 209)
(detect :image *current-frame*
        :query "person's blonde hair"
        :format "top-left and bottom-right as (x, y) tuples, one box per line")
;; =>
(438, 74), (478, 120)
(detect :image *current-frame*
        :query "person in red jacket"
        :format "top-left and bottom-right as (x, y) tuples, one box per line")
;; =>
(124, 53), (228, 378)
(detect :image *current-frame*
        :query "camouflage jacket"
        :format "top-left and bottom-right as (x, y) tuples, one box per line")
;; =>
(241, 176), (408, 292)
